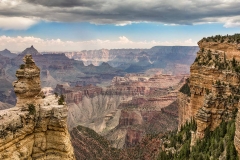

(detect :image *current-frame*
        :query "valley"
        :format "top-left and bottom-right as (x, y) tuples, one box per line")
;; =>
(3, 38), (239, 159)
(0, 45), (197, 155)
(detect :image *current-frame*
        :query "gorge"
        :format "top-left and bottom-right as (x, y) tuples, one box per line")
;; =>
(1, 34), (240, 159)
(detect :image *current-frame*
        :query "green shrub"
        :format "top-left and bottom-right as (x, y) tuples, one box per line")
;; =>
(20, 64), (25, 69)
(58, 94), (65, 105)
(158, 119), (238, 160)
(54, 92), (58, 98)
(28, 104), (36, 115)
(180, 79), (191, 96)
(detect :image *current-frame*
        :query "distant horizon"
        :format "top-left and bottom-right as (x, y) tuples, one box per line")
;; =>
(1, 45), (199, 53)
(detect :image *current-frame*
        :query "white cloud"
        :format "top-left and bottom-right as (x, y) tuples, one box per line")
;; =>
(115, 21), (132, 26)
(0, 35), (197, 52)
(224, 21), (240, 28)
(0, 0), (22, 7)
(223, 17), (240, 28)
(0, 16), (38, 30)
(200, 15), (240, 28)
(118, 36), (131, 43)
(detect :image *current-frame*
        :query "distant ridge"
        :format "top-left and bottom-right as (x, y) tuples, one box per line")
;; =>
(19, 45), (41, 56)
(0, 49), (17, 58)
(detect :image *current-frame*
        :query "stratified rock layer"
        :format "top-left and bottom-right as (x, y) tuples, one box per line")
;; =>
(13, 54), (41, 105)
(177, 34), (240, 156)
(0, 55), (75, 160)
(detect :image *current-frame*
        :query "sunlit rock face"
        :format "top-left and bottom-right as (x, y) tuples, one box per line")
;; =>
(0, 55), (75, 160)
(13, 54), (41, 105)
(176, 35), (240, 156)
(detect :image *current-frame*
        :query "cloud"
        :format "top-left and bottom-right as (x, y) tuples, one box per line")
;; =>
(119, 36), (131, 43)
(222, 16), (240, 28)
(0, 16), (37, 30)
(0, 35), (197, 52)
(25, 0), (103, 8)
(0, 0), (239, 27)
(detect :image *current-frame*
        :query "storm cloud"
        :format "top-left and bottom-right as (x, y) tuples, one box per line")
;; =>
(25, 0), (103, 8)
(1, 0), (240, 27)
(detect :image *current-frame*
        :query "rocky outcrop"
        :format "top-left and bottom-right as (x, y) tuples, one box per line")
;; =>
(0, 55), (75, 159)
(13, 54), (42, 105)
(176, 34), (240, 155)
(192, 40), (240, 139)
(19, 45), (41, 56)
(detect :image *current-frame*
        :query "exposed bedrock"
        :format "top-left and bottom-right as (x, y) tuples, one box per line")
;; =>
(177, 36), (240, 156)
(0, 55), (75, 160)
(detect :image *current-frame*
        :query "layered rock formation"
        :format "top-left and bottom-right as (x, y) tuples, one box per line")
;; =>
(177, 79), (192, 130)
(58, 73), (186, 149)
(55, 83), (130, 132)
(1, 45), (198, 106)
(9, 46), (122, 89)
(70, 125), (130, 160)
(0, 55), (75, 159)
(177, 34), (240, 155)
(63, 46), (199, 74)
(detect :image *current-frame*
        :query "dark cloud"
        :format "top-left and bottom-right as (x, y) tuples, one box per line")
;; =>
(25, 0), (103, 7)
(1, 0), (240, 26)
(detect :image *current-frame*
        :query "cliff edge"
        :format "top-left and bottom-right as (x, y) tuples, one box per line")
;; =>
(0, 55), (75, 159)
(178, 34), (240, 156)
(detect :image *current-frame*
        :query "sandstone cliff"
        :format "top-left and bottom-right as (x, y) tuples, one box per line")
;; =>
(0, 55), (75, 159)
(177, 34), (240, 156)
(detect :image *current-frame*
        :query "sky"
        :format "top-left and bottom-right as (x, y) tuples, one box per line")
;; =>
(0, 0), (240, 52)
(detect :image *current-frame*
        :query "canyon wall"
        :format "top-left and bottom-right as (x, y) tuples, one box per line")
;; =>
(177, 34), (240, 155)
(56, 73), (185, 148)
(0, 55), (75, 159)
(177, 91), (191, 130)
(64, 46), (199, 74)
(104, 74), (184, 148)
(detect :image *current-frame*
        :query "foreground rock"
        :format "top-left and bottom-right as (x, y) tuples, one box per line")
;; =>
(0, 55), (75, 159)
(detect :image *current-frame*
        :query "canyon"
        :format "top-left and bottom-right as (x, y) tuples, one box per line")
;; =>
(0, 45), (198, 159)
(55, 73), (187, 148)
(5, 41), (240, 159)
(0, 45), (198, 108)
(49, 46), (199, 74)
(1, 34), (240, 159)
